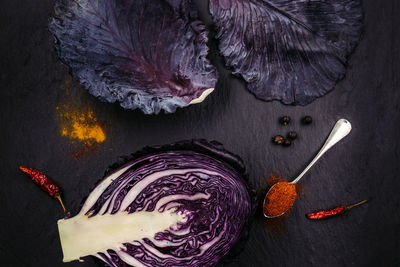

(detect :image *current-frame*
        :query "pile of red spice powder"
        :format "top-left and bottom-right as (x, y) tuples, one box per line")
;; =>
(263, 175), (303, 217)
(263, 181), (297, 217)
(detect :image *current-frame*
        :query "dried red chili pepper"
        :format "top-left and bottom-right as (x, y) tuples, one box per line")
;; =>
(306, 199), (367, 220)
(19, 166), (66, 212)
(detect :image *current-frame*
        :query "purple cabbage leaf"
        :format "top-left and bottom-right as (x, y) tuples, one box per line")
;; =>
(49, 0), (217, 114)
(209, 0), (363, 105)
(57, 140), (252, 267)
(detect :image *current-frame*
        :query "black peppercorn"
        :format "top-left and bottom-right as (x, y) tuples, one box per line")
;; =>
(302, 116), (312, 125)
(280, 116), (291, 125)
(282, 139), (291, 147)
(273, 135), (284, 145)
(287, 131), (297, 140)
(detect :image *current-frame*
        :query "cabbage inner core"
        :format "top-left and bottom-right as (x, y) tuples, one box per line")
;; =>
(58, 210), (186, 262)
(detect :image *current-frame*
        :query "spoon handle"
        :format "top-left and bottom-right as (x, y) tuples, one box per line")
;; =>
(291, 119), (352, 184)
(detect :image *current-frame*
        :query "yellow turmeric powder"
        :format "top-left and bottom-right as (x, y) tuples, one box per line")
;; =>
(56, 75), (107, 159)
(57, 105), (106, 143)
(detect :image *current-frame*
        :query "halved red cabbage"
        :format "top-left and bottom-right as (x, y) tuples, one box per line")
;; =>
(58, 140), (252, 267)
(49, 0), (217, 114)
(209, 0), (363, 105)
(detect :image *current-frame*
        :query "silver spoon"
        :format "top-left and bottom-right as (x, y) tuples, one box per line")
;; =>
(263, 119), (352, 218)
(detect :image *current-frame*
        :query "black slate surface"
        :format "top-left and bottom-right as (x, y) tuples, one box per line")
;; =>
(1, 1), (399, 266)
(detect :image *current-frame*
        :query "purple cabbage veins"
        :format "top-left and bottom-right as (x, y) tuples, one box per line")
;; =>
(49, 0), (363, 110)
(49, 0), (217, 114)
(57, 140), (251, 267)
(209, 0), (363, 105)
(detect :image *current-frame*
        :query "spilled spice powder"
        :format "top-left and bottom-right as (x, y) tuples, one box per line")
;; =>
(267, 174), (284, 187)
(71, 142), (100, 159)
(58, 107), (105, 143)
(263, 177), (298, 217)
(56, 75), (106, 158)
(263, 216), (287, 234)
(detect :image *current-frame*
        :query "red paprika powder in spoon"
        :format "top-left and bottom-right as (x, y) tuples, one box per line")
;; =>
(263, 181), (297, 217)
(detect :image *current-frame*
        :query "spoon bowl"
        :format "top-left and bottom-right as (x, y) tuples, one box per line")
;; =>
(263, 119), (352, 218)
(263, 181), (296, 218)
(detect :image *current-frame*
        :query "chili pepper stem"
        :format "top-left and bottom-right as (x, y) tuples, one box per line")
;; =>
(19, 165), (67, 213)
(347, 199), (368, 210)
(55, 194), (67, 213)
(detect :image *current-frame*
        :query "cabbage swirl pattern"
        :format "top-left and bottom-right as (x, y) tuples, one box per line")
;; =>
(73, 141), (251, 267)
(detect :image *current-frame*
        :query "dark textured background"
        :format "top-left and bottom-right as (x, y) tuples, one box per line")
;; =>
(1, 0), (399, 266)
